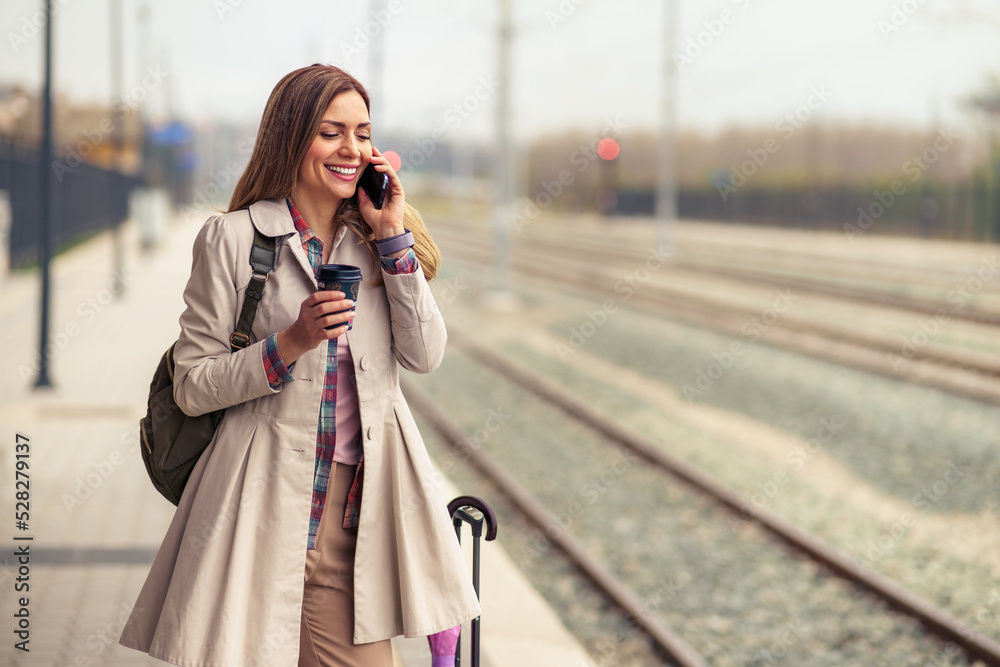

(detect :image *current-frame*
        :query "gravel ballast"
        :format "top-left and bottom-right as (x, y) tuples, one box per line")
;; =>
(408, 246), (1000, 665)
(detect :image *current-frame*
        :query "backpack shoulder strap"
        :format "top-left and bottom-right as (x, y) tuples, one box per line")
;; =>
(229, 229), (276, 351)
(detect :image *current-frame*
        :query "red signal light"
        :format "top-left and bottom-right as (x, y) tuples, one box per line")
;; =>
(597, 138), (620, 161)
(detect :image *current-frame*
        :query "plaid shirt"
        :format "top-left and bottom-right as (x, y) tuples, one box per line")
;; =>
(262, 198), (417, 549)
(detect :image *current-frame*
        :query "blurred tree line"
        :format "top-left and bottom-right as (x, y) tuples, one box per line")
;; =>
(524, 118), (999, 242)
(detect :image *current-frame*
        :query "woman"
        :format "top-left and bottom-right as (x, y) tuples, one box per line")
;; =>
(120, 64), (480, 666)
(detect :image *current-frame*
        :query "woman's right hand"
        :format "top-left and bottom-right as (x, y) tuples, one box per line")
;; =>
(275, 291), (355, 365)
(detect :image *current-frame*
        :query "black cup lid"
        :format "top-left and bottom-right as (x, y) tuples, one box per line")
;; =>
(318, 264), (362, 281)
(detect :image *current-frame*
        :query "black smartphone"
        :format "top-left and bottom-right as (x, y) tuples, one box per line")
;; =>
(359, 162), (389, 209)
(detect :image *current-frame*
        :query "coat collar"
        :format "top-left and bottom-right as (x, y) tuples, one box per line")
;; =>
(246, 198), (313, 282)
(247, 198), (297, 238)
(244, 198), (370, 284)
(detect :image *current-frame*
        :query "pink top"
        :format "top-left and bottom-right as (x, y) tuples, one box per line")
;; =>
(333, 332), (362, 464)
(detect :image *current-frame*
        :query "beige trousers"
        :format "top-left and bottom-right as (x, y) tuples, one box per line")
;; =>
(299, 463), (393, 667)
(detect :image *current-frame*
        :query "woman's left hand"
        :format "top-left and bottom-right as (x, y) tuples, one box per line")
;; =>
(358, 146), (406, 240)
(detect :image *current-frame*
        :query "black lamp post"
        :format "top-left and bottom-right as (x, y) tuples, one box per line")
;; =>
(35, 0), (54, 389)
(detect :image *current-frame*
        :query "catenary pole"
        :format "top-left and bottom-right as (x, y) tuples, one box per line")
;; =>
(368, 0), (385, 130)
(491, 0), (513, 302)
(656, 0), (679, 255)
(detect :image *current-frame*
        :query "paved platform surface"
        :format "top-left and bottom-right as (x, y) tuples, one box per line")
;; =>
(0, 210), (590, 667)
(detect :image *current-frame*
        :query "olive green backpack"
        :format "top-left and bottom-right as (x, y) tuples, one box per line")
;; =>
(139, 229), (275, 504)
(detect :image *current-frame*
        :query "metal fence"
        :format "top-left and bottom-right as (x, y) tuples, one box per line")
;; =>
(0, 138), (144, 269)
(615, 181), (1000, 243)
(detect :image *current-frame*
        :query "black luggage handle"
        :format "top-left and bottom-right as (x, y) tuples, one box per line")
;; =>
(448, 496), (497, 667)
(448, 495), (498, 542)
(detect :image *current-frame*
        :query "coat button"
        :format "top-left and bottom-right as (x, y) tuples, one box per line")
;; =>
(366, 426), (374, 440)
(359, 355), (371, 371)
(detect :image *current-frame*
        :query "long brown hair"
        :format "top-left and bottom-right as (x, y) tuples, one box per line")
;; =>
(229, 64), (439, 280)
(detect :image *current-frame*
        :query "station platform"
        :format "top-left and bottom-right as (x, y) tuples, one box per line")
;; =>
(0, 210), (590, 666)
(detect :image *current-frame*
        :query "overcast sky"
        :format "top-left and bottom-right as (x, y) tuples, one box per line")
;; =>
(2, 0), (999, 142)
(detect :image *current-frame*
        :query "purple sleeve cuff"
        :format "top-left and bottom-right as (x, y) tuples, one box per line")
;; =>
(262, 333), (295, 388)
(431, 656), (456, 667)
(380, 247), (418, 275)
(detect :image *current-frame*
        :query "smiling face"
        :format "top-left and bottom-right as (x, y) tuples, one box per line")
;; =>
(295, 90), (372, 209)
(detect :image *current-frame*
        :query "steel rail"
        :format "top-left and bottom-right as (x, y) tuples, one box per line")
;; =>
(433, 220), (1000, 310)
(677, 263), (1000, 326)
(445, 329), (1000, 666)
(436, 234), (1000, 405)
(401, 378), (708, 667)
(438, 232), (1000, 375)
(436, 227), (1000, 327)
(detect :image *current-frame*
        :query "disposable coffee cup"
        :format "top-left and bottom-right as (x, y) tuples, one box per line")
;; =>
(317, 264), (361, 330)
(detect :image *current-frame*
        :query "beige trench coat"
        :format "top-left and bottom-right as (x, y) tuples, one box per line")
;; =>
(120, 199), (480, 666)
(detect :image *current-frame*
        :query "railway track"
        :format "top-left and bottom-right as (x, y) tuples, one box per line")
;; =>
(403, 379), (707, 667)
(432, 227), (1000, 406)
(434, 216), (1000, 300)
(403, 331), (1000, 666)
(456, 223), (1000, 325)
(672, 236), (1000, 301)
